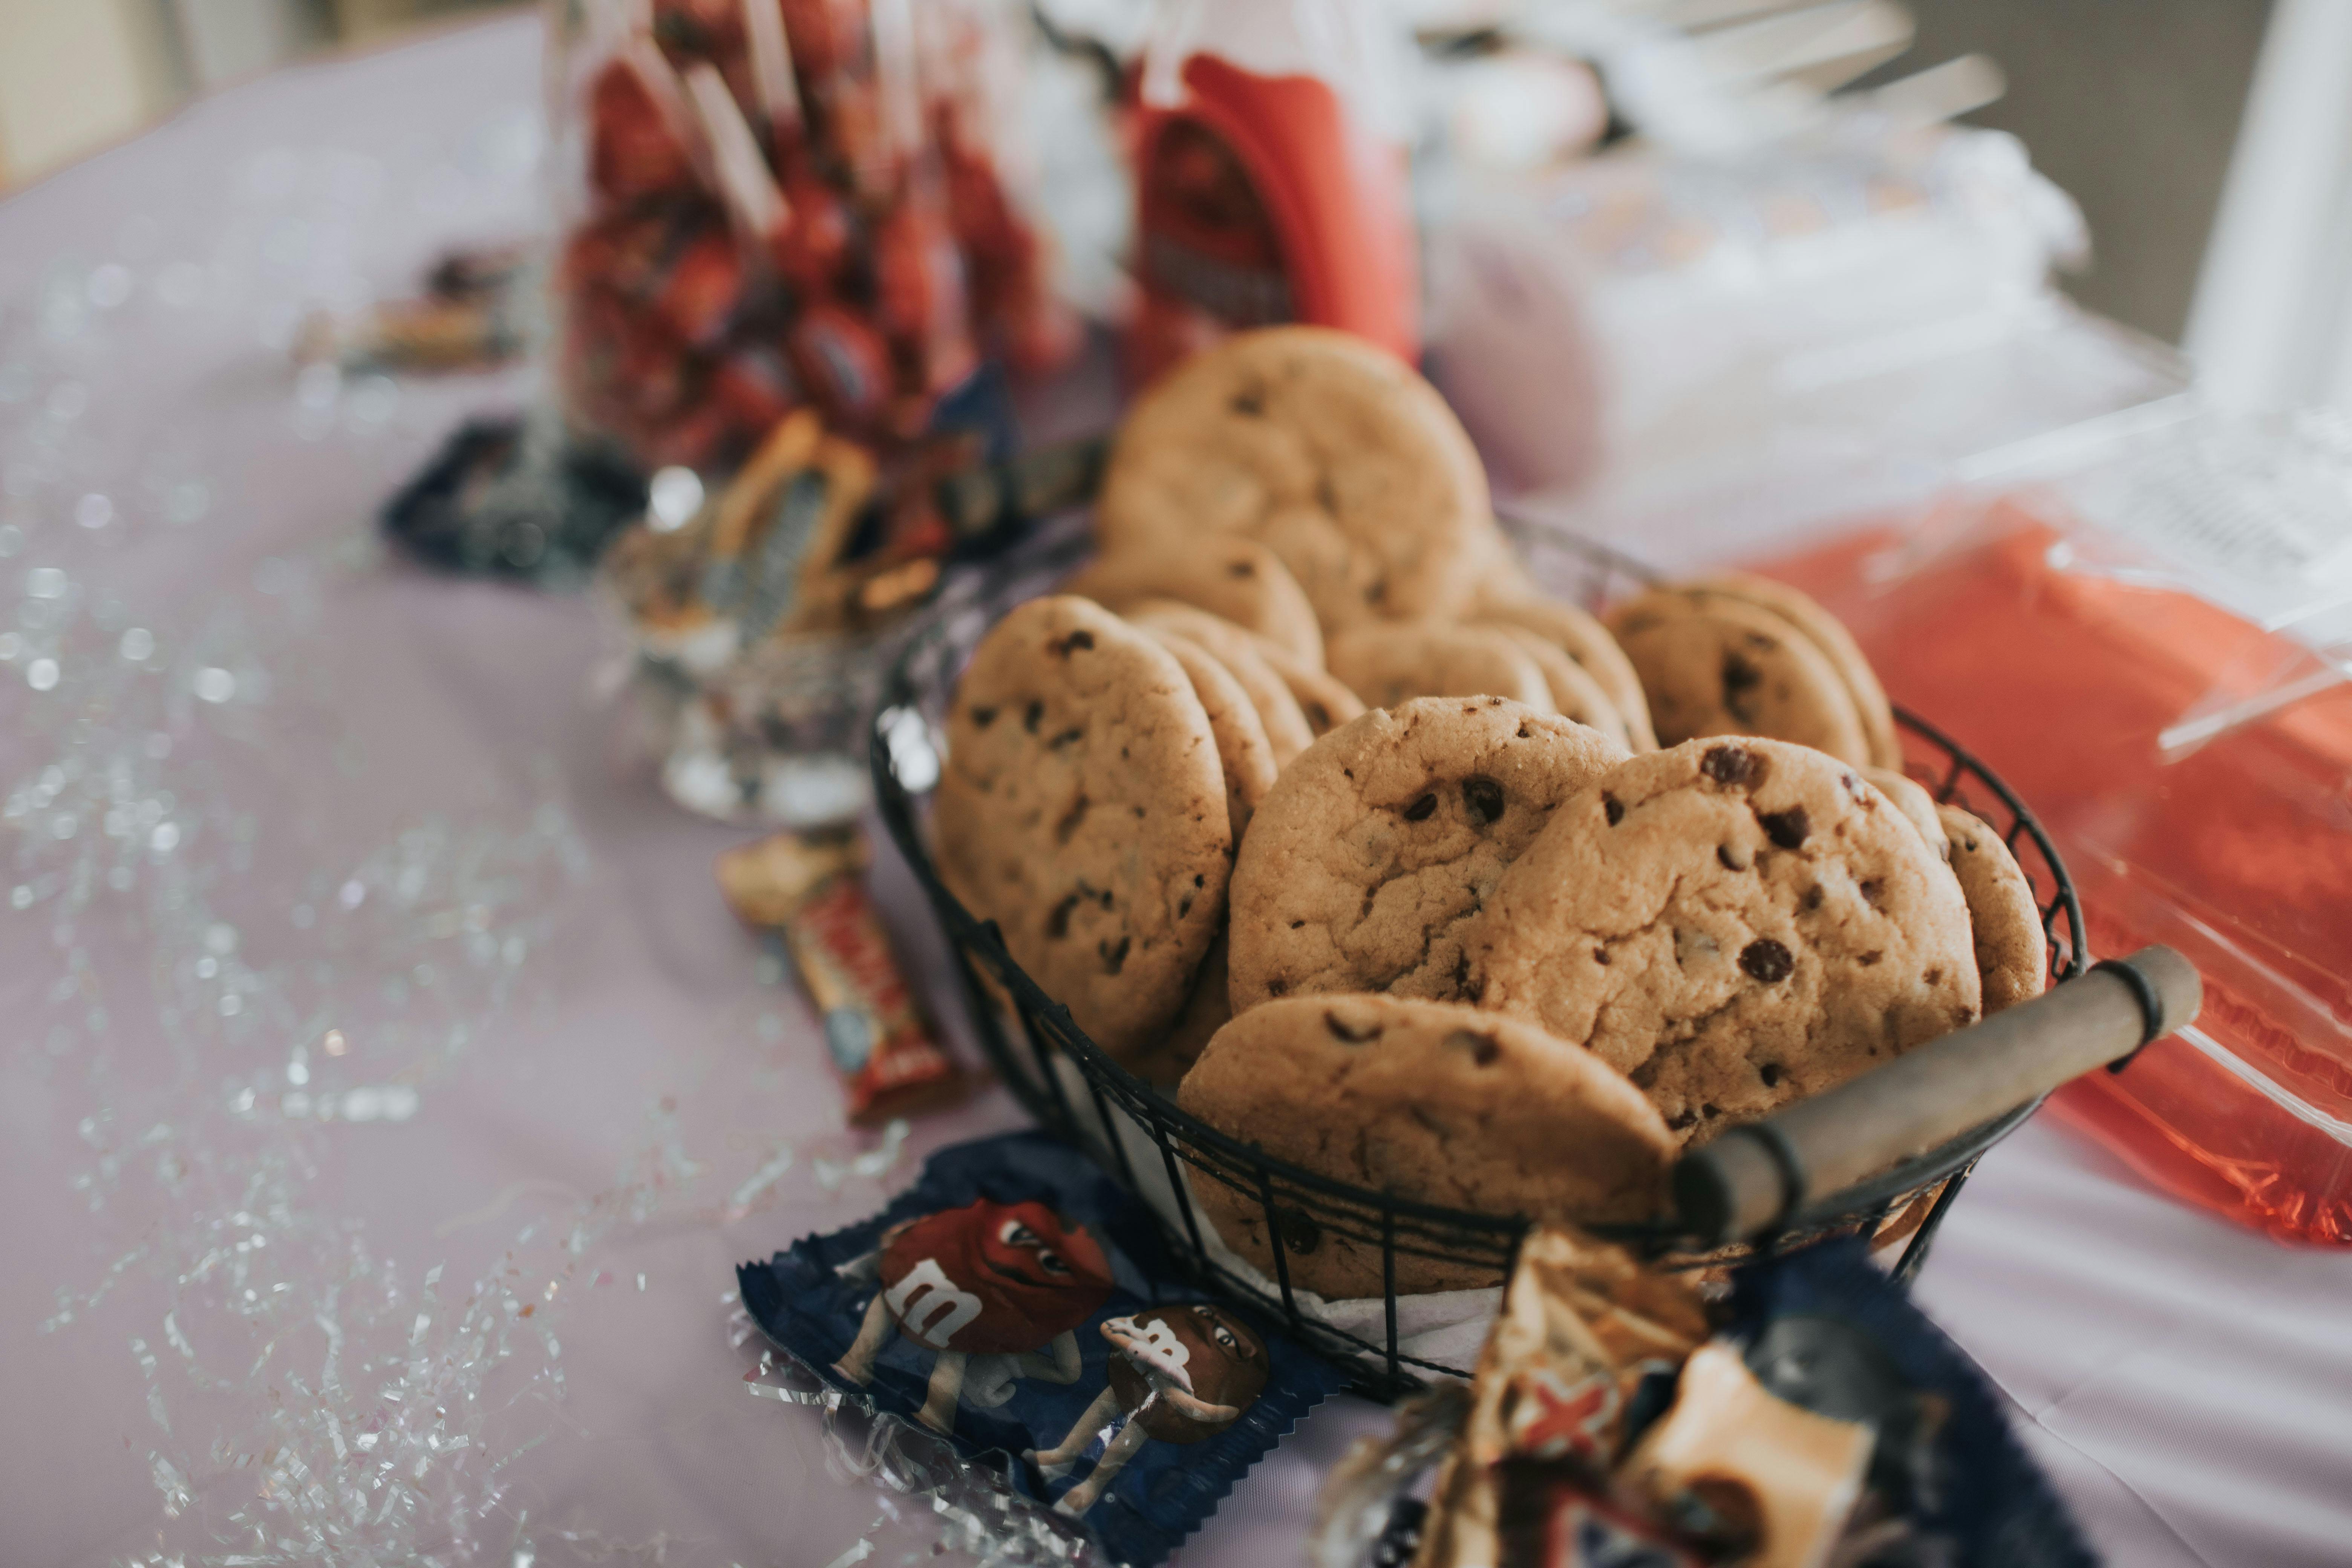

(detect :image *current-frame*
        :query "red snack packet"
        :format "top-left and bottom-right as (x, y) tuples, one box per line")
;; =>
(1127, 0), (1419, 383)
(717, 825), (967, 1125)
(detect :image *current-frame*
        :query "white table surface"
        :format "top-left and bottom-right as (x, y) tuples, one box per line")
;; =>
(2, 16), (2347, 1567)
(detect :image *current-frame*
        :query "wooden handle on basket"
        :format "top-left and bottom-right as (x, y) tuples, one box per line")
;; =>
(1673, 945), (2202, 1245)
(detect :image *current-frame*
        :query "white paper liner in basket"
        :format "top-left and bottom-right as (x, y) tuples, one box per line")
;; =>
(1040, 1052), (1504, 1378)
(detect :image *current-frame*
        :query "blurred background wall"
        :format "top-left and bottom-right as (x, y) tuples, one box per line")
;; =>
(0, 0), (520, 189)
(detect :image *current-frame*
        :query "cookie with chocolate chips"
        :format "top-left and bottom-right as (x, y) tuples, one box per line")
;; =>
(1938, 804), (2047, 1015)
(1097, 326), (1500, 630)
(1605, 592), (1871, 766)
(1124, 600), (1316, 766)
(1326, 623), (1556, 713)
(1138, 627), (1277, 839)
(1472, 576), (1658, 750)
(1178, 993), (1673, 1297)
(1061, 535), (1325, 670)
(934, 596), (1232, 1065)
(1228, 697), (1628, 1010)
(1464, 737), (1979, 1144)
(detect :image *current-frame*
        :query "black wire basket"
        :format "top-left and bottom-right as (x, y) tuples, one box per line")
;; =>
(870, 525), (2086, 1401)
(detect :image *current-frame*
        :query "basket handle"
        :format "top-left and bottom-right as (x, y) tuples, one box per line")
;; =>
(1672, 945), (2201, 1245)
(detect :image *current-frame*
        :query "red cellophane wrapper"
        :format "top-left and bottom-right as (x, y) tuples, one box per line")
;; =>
(1749, 418), (2352, 1244)
(718, 826), (966, 1125)
(547, 0), (1077, 477)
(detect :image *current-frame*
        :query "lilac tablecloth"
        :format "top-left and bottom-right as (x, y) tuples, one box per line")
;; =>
(2, 17), (2347, 1567)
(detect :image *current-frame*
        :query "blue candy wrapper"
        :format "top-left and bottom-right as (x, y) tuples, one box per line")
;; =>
(1720, 1238), (2096, 1568)
(738, 1132), (1349, 1567)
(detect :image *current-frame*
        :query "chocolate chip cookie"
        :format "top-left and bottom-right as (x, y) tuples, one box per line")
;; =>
(1144, 628), (1277, 839)
(1098, 326), (1499, 629)
(933, 596), (1231, 1064)
(1327, 624), (1554, 712)
(1863, 766), (1948, 862)
(1684, 573), (1902, 769)
(1937, 805), (2047, 1014)
(1178, 994), (1673, 1297)
(1061, 536), (1324, 670)
(1465, 737), (1980, 1143)
(1472, 589), (1657, 751)
(1228, 697), (1628, 1009)
(1488, 625), (1631, 748)
(1605, 593), (1871, 766)
(1269, 654), (1367, 738)
(1125, 601), (1316, 765)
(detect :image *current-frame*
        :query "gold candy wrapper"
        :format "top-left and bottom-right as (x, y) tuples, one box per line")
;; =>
(718, 825), (967, 1125)
(1413, 1227), (1871, 1568)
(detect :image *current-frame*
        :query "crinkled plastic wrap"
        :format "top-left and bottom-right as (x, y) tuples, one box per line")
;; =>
(1429, 110), (2186, 572)
(739, 1131), (1349, 1566)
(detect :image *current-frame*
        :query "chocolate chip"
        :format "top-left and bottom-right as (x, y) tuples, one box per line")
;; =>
(1758, 807), (1810, 849)
(1050, 629), (1095, 655)
(1665, 1109), (1697, 1132)
(1231, 387), (1264, 416)
(1054, 793), (1090, 843)
(1289, 919), (1305, 929)
(1445, 1029), (1502, 1067)
(1266, 978), (1287, 997)
(1226, 560), (1256, 579)
(1593, 946), (1611, 965)
(1403, 792), (1438, 822)
(1046, 894), (1080, 938)
(1859, 950), (1882, 966)
(1462, 776), (1505, 825)
(1516, 722), (1532, 739)
(1603, 793), (1625, 826)
(970, 706), (998, 729)
(1324, 1010), (1381, 1044)
(1099, 934), (1130, 974)
(1722, 652), (1763, 722)
(1316, 476), (1339, 513)
(1177, 893), (1193, 919)
(1193, 873), (1206, 888)
(1274, 1208), (1320, 1255)
(1858, 877), (1885, 909)
(1701, 1103), (1722, 1119)
(1023, 700), (1044, 733)
(1801, 884), (1824, 912)
(1923, 967), (1943, 985)
(1758, 1062), (1782, 1087)
(1050, 727), (1084, 748)
(1739, 938), (1794, 983)
(1700, 744), (1758, 787)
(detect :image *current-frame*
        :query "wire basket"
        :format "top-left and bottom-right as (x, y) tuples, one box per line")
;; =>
(870, 528), (2087, 1400)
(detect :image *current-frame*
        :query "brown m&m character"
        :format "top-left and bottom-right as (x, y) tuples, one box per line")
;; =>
(1027, 1302), (1271, 1516)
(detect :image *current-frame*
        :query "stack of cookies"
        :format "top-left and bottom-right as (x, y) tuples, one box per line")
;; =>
(931, 327), (2048, 1297)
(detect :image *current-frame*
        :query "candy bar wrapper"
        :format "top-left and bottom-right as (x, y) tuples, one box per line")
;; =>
(718, 825), (967, 1125)
(1713, 1239), (2097, 1568)
(1401, 1232), (2095, 1568)
(739, 1132), (1349, 1567)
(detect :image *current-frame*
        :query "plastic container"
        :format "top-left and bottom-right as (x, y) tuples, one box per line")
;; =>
(1746, 406), (2352, 1244)
(1124, 0), (1419, 382)
(543, 0), (1073, 478)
